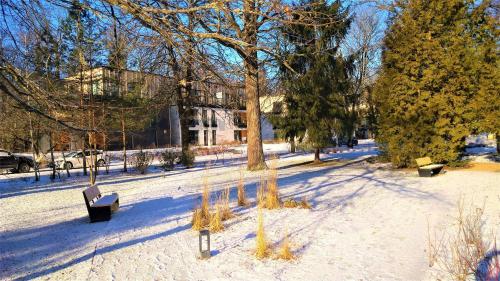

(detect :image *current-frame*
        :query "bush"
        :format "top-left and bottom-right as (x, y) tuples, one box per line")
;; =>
(130, 150), (153, 174)
(427, 199), (496, 280)
(181, 149), (195, 168)
(160, 150), (180, 171)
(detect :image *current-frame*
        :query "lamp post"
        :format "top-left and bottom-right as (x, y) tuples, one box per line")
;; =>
(199, 229), (211, 259)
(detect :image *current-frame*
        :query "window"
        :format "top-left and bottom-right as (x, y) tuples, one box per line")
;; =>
(92, 81), (101, 95)
(212, 130), (217, 145)
(234, 130), (242, 142)
(202, 109), (208, 127)
(211, 110), (217, 127)
(127, 82), (138, 94)
(189, 109), (199, 127)
(188, 130), (199, 145)
(204, 130), (208, 146)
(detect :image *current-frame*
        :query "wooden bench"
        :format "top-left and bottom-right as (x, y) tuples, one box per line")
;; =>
(83, 186), (119, 222)
(415, 157), (444, 177)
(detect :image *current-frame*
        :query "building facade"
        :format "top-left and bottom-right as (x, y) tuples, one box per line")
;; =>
(64, 67), (247, 150)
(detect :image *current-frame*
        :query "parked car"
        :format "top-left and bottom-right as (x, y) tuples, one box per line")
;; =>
(53, 150), (107, 169)
(338, 137), (358, 147)
(0, 149), (35, 173)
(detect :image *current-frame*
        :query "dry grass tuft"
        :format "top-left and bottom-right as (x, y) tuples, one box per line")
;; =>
(283, 197), (311, 209)
(255, 208), (269, 259)
(220, 187), (234, 221)
(257, 178), (266, 208)
(192, 173), (212, 230)
(237, 169), (248, 206)
(201, 178), (211, 221)
(300, 197), (311, 209)
(264, 160), (280, 209)
(277, 230), (296, 260)
(191, 207), (205, 230)
(283, 199), (300, 208)
(209, 204), (225, 232)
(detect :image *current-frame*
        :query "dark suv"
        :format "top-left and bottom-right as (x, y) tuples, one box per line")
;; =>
(0, 149), (35, 173)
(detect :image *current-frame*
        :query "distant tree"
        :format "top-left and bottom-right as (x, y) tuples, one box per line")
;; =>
(374, 0), (499, 167)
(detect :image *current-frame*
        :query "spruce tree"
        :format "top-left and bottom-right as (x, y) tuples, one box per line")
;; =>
(275, 0), (351, 162)
(374, 0), (498, 167)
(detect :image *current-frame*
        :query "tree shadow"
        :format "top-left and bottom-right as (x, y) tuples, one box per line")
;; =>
(1, 194), (195, 280)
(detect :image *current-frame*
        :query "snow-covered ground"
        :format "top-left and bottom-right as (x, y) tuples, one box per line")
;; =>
(1, 141), (499, 281)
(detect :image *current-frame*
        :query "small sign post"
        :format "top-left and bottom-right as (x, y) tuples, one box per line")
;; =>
(199, 229), (211, 259)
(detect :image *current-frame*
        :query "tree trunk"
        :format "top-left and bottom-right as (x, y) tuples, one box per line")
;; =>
(28, 111), (40, 181)
(497, 133), (500, 154)
(290, 138), (296, 153)
(121, 109), (127, 172)
(49, 132), (56, 180)
(62, 150), (70, 177)
(243, 0), (266, 171)
(244, 54), (266, 170)
(314, 148), (321, 162)
(82, 138), (87, 176)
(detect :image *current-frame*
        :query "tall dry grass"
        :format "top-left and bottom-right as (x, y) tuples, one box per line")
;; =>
(210, 204), (225, 232)
(257, 177), (266, 208)
(220, 186), (234, 221)
(192, 173), (212, 230)
(237, 169), (248, 206)
(255, 208), (269, 259)
(265, 158), (280, 209)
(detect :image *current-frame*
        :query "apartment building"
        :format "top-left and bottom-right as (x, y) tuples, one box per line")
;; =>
(63, 67), (247, 150)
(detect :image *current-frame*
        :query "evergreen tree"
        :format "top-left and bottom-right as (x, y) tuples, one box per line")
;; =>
(275, 0), (351, 162)
(374, 0), (498, 167)
(467, 1), (500, 153)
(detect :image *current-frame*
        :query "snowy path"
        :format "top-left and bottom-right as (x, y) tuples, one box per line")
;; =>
(1, 142), (499, 280)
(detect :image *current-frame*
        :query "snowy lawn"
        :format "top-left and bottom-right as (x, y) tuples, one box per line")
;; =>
(1, 141), (499, 280)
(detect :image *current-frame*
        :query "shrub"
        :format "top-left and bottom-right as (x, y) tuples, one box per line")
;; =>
(181, 149), (195, 168)
(160, 150), (179, 171)
(130, 150), (153, 174)
(255, 209), (269, 259)
(427, 199), (496, 281)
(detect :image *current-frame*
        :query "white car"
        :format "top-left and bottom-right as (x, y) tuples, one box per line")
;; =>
(54, 150), (107, 169)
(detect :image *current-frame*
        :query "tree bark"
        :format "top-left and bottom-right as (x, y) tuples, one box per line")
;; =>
(49, 132), (56, 180)
(121, 109), (127, 172)
(243, 0), (266, 171)
(497, 133), (500, 154)
(314, 148), (321, 162)
(290, 138), (296, 153)
(28, 111), (40, 181)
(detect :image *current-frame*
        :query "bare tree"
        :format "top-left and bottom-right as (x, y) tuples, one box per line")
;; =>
(99, 0), (343, 170)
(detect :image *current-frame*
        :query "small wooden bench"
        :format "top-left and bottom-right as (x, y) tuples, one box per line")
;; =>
(415, 157), (444, 177)
(83, 186), (119, 222)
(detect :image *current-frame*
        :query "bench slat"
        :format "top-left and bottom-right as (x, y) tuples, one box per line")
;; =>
(415, 157), (432, 167)
(92, 194), (118, 207)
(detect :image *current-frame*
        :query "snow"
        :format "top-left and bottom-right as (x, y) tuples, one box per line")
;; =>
(1, 140), (499, 280)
